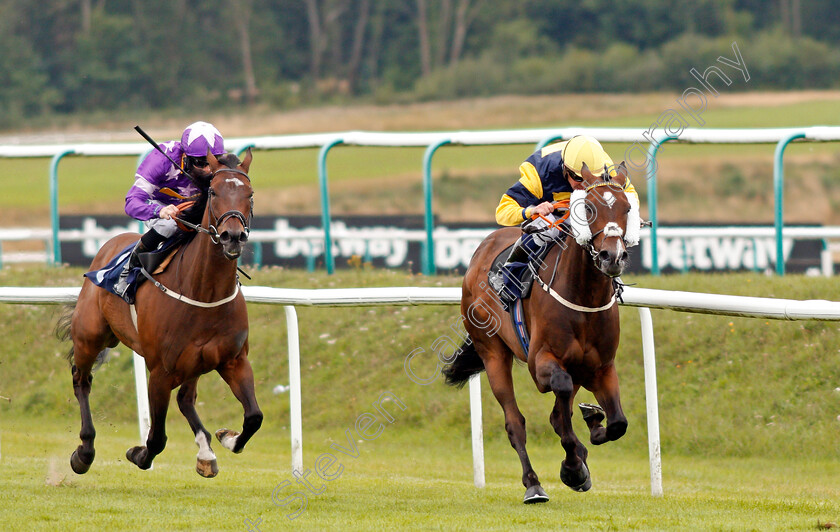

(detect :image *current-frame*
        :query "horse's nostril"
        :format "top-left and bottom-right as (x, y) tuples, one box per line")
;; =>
(598, 250), (611, 262)
(238, 232), (249, 243)
(620, 251), (628, 262)
(219, 231), (231, 243)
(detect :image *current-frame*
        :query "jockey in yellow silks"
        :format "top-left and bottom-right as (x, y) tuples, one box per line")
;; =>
(490, 135), (640, 306)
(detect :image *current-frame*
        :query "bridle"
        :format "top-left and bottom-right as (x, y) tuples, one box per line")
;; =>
(528, 179), (630, 312)
(574, 181), (627, 262)
(175, 168), (253, 244)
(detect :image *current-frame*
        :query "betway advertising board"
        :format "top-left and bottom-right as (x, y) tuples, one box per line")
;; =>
(60, 215), (822, 274)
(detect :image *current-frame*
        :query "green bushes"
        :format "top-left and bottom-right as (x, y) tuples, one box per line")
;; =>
(412, 30), (840, 98)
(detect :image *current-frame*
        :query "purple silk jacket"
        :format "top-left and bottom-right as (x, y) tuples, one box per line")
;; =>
(124, 140), (201, 221)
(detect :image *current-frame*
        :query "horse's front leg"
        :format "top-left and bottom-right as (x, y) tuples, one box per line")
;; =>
(127, 369), (174, 470)
(215, 352), (263, 454)
(537, 362), (591, 492)
(582, 363), (628, 445)
(177, 377), (218, 478)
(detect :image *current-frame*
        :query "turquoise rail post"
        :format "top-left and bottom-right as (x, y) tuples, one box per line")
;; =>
(536, 135), (564, 151)
(319, 138), (344, 274)
(645, 135), (678, 275)
(773, 132), (806, 276)
(422, 139), (451, 275)
(50, 149), (76, 265)
(236, 143), (255, 157)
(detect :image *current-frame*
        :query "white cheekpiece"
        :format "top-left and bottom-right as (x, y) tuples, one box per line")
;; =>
(569, 189), (592, 245)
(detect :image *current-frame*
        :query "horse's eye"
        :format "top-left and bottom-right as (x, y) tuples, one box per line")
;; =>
(209, 188), (216, 197)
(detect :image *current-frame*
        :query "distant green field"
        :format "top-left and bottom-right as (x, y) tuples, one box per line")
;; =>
(3, 95), (840, 220)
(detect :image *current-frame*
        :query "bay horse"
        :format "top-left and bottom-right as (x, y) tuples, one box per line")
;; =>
(444, 162), (640, 503)
(56, 150), (261, 478)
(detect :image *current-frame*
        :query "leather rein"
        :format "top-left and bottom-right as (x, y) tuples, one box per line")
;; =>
(529, 181), (626, 312)
(140, 167), (253, 308)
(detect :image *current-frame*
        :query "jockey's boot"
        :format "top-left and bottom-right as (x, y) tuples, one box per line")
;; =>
(114, 240), (149, 300)
(489, 235), (537, 309)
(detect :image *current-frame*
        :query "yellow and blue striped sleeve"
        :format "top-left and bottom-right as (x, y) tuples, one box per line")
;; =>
(494, 162), (545, 226)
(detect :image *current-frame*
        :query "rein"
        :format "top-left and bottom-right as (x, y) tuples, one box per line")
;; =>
(526, 180), (627, 313)
(141, 166), (252, 307)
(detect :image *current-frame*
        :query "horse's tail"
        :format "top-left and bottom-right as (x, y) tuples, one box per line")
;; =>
(55, 303), (76, 365)
(442, 338), (485, 388)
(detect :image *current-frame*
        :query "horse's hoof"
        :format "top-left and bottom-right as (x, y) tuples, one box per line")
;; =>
(560, 461), (591, 492)
(70, 448), (93, 474)
(579, 403), (605, 424)
(126, 446), (152, 470)
(215, 428), (241, 453)
(523, 485), (549, 504)
(196, 458), (219, 478)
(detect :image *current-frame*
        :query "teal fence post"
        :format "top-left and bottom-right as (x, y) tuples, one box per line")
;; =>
(535, 134), (564, 151)
(236, 143), (255, 157)
(50, 149), (76, 265)
(773, 131), (806, 276)
(645, 135), (678, 275)
(422, 139), (451, 275)
(319, 138), (344, 274)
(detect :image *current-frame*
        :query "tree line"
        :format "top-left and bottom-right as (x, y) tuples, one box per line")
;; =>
(2, 0), (839, 128)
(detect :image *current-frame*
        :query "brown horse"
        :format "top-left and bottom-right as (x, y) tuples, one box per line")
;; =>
(56, 150), (261, 478)
(444, 163), (639, 503)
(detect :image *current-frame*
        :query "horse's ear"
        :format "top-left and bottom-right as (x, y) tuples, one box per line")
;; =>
(612, 161), (629, 187)
(240, 147), (252, 173)
(580, 162), (597, 188)
(207, 149), (221, 171)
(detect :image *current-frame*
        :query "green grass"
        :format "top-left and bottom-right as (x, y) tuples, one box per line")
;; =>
(2, 420), (839, 530)
(2, 267), (840, 528)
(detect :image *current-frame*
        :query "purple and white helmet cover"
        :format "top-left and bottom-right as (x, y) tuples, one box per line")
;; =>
(180, 121), (225, 157)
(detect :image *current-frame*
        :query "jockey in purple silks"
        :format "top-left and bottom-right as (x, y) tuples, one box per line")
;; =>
(114, 121), (226, 298)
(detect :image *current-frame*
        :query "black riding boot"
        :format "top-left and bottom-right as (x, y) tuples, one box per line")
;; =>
(114, 230), (166, 301)
(489, 235), (534, 309)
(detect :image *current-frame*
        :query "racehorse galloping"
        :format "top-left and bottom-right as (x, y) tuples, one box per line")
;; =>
(56, 150), (261, 478)
(444, 162), (639, 503)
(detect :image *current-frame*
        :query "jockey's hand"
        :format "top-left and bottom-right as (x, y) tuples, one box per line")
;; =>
(530, 202), (555, 217)
(159, 205), (179, 220)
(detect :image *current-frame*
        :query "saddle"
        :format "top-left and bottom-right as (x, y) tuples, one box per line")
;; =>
(487, 240), (555, 306)
(84, 233), (190, 303)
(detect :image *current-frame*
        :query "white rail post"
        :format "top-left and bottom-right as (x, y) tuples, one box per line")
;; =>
(132, 352), (152, 469)
(638, 307), (663, 496)
(284, 306), (304, 474)
(469, 373), (485, 488)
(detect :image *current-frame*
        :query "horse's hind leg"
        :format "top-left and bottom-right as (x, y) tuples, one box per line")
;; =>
(541, 364), (591, 492)
(126, 369), (174, 470)
(583, 363), (627, 445)
(68, 306), (114, 474)
(482, 350), (548, 504)
(69, 358), (96, 474)
(177, 378), (218, 478)
(215, 353), (263, 454)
